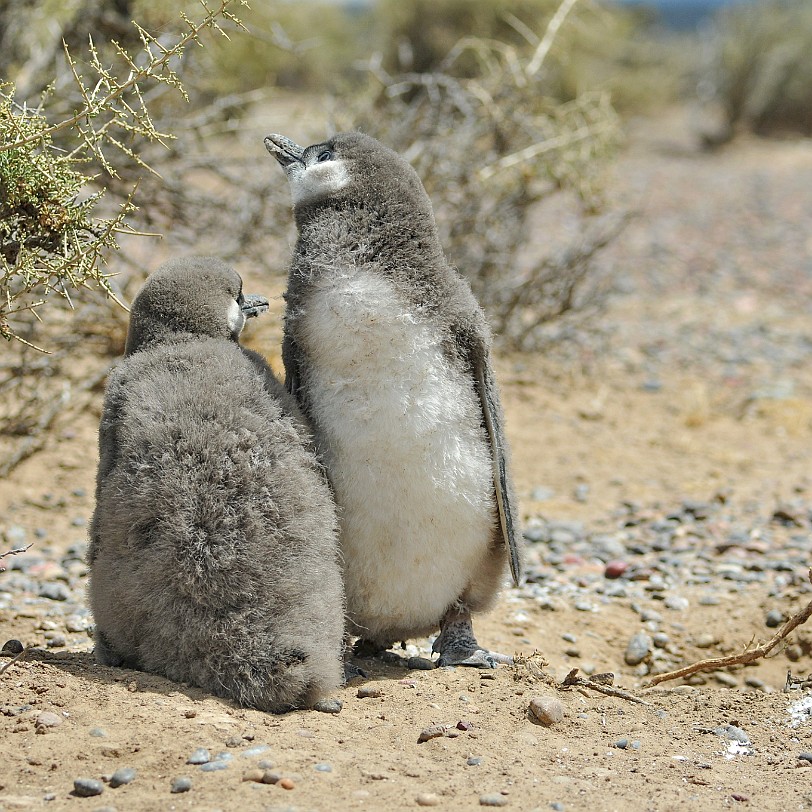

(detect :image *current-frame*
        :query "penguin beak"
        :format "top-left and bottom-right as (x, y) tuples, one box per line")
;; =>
(241, 293), (269, 319)
(264, 134), (304, 170)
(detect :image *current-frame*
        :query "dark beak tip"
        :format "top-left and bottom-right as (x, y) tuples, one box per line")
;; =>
(263, 133), (304, 168)
(241, 294), (270, 319)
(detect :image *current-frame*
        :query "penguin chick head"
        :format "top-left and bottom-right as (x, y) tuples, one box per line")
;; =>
(264, 131), (431, 217)
(125, 256), (269, 356)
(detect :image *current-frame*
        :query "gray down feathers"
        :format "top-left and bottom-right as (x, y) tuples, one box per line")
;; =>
(88, 257), (344, 712)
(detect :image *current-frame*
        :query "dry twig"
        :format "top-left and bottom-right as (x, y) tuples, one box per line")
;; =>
(561, 668), (653, 706)
(645, 569), (812, 688)
(0, 645), (31, 677)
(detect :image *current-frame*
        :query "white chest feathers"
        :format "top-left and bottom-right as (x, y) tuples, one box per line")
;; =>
(296, 269), (497, 640)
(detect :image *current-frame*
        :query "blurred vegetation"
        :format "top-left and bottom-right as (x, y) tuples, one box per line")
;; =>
(5, 0), (811, 469)
(697, 0), (812, 140)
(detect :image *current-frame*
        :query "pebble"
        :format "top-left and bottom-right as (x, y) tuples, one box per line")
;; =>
(2, 639), (24, 655)
(798, 753), (812, 763)
(480, 794), (509, 807)
(200, 761), (229, 772)
(45, 632), (66, 648)
(38, 582), (70, 601)
(313, 698), (343, 714)
(467, 756), (483, 766)
(407, 656), (435, 670)
(418, 725), (449, 742)
(652, 632), (669, 649)
(73, 778), (104, 797)
(613, 738), (629, 749)
(604, 560), (628, 579)
(765, 609), (784, 627)
(528, 696), (564, 726)
(314, 763), (332, 772)
(694, 633), (717, 649)
(714, 672), (738, 688)
(109, 767), (136, 788)
(357, 684), (383, 699)
(624, 632), (651, 666)
(715, 725), (750, 745)
(89, 727), (108, 738)
(170, 776), (192, 793)
(241, 744), (270, 758)
(187, 747), (210, 765)
(35, 711), (62, 731)
(664, 595), (689, 611)
(279, 777), (295, 790)
(417, 792), (440, 806)
(242, 769), (265, 783)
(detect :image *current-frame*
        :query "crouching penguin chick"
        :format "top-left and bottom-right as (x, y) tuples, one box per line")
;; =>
(88, 256), (344, 711)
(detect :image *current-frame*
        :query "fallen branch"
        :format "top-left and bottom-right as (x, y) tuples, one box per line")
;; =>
(561, 668), (653, 706)
(0, 645), (31, 676)
(645, 569), (812, 688)
(0, 543), (33, 572)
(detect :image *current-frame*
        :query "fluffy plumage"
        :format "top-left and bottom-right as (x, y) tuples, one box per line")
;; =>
(265, 132), (521, 665)
(88, 256), (344, 710)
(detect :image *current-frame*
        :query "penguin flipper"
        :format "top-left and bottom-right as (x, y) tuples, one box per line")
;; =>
(282, 333), (301, 398)
(473, 357), (522, 587)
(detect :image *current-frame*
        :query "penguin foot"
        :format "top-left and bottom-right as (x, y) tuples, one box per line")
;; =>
(433, 605), (513, 669)
(343, 661), (368, 682)
(352, 637), (388, 658)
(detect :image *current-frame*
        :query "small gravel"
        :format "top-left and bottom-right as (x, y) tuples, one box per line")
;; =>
(357, 684), (383, 699)
(765, 609), (784, 627)
(73, 778), (104, 797)
(170, 776), (192, 794)
(416, 792), (440, 806)
(480, 794), (509, 807)
(624, 632), (651, 666)
(186, 748), (210, 765)
(109, 767), (136, 788)
(35, 711), (62, 730)
(313, 698), (343, 714)
(528, 696), (565, 726)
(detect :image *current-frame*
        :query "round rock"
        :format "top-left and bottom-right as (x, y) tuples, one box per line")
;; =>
(73, 778), (104, 797)
(35, 711), (62, 731)
(170, 776), (192, 793)
(313, 698), (343, 714)
(109, 767), (136, 788)
(480, 794), (509, 807)
(416, 792), (440, 806)
(528, 696), (564, 726)
(624, 632), (651, 666)
(186, 747), (210, 765)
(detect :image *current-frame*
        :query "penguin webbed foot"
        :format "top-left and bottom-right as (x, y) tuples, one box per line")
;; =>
(433, 605), (513, 669)
(343, 660), (368, 683)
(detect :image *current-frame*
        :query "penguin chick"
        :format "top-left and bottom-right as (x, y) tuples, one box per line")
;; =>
(88, 256), (344, 711)
(264, 132), (522, 668)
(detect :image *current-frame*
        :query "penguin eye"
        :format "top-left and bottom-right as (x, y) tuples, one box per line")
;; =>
(316, 150), (333, 163)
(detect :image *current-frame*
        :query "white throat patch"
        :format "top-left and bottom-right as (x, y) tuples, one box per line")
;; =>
(227, 299), (245, 336)
(289, 159), (350, 206)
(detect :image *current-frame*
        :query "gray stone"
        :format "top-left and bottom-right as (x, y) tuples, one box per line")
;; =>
(313, 697), (343, 714)
(765, 609), (784, 628)
(186, 747), (210, 765)
(73, 778), (104, 797)
(624, 632), (651, 666)
(38, 583), (70, 601)
(170, 776), (192, 793)
(480, 794), (509, 807)
(109, 767), (136, 788)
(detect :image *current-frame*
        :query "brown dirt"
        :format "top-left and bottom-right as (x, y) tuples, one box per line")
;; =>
(2, 109), (812, 811)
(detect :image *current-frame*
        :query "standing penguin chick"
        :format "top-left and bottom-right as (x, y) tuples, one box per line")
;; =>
(264, 132), (522, 668)
(88, 256), (344, 711)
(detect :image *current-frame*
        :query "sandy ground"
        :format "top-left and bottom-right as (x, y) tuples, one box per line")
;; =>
(1, 110), (812, 811)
